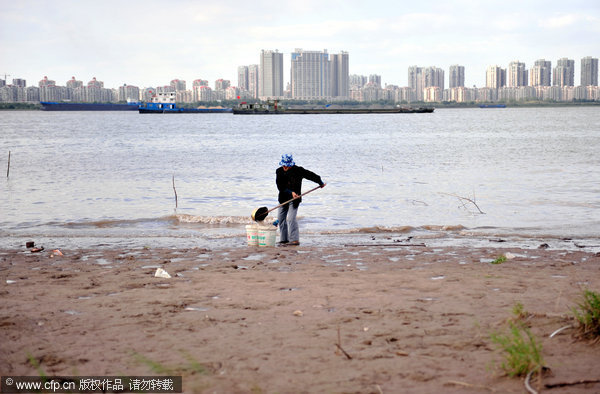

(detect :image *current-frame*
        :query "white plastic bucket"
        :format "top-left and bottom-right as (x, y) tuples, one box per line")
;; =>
(245, 225), (258, 246)
(258, 228), (277, 247)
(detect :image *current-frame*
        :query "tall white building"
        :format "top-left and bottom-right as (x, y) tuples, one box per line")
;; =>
(448, 65), (465, 88)
(330, 52), (349, 98)
(408, 66), (443, 100)
(248, 65), (259, 99)
(424, 67), (444, 91)
(507, 61), (528, 87)
(530, 59), (551, 86)
(290, 48), (331, 99)
(237, 66), (249, 91)
(553, 58), (575, 87)
(486, 66), (506, 89)
(170, 79), (186, 91)
(259, 50), (284, 99)
(408, 66), (423, 100)
(581, 56), (599, 86)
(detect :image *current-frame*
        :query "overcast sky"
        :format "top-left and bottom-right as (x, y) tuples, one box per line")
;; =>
(1, 0), (599, 90)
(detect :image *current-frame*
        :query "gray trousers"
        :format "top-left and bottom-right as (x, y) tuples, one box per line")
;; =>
(277, 203), (299, 242)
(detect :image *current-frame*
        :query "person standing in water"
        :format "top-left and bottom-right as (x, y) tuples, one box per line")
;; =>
(276, 154), (326, 245)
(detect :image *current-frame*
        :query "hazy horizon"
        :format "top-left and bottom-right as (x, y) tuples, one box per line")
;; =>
(1, 0), (599, 89)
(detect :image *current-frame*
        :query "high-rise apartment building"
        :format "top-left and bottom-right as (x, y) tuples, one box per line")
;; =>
(193, 79), (208, 87)
(507, 61), (528, 87)
(248, 65), (259, 99)
(408, 66), (422, 90)
(553, 58), (575, 86)
(86, 77), (107, 102)
(215, 79), (230, 91)
(349, 74), (367, 89)
(581, 56), (599, 86)
(66, 77), (83, 89)
(118, 84), (140, 101)
(195, 86), (212, 102)
(290, 48), (331, 99)
(486, 65), (506, 89)
(87, 77), (103, 89)
(448, 65), (465, 88)
(330, 52), (349, 98)
(368, 74), (381, 88)
(259, 49), (284, 99)
(408, 66), (426, 101)
(408, 66), (443, 100)
(12, 79), (27, 88)
(237, 66), (249, 91)
(39, 76), (56, 87)
(424, 67), (444, 90)
(170, 79), (186, 91)
(141, 87), (156, 101)
(530, 59), (551, 86)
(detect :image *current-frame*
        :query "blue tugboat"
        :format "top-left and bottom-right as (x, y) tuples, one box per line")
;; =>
(138, 92), (232, 113)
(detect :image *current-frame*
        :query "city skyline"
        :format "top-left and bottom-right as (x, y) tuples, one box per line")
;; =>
(1, 0), (599, 89)
(3, 51), (598, 104)
(3, 53), (598, 92)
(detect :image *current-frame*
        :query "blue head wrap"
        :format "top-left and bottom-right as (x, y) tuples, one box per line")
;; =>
(279, 154), (295, 167)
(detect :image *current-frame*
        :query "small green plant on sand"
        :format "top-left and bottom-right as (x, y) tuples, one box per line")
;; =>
(512, 302), (527, 320)
(572, 289), (600, 341)
(491, 255), (507, 265)
(27, 353), (47, 378)
(133, 353), (174, 375)
(490, 303), (544, 377)
(132, 351), (208, 375)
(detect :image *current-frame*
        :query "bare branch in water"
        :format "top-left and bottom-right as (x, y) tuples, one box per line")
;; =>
(440, 192), (485, 214)
(172, 175), (178, 210)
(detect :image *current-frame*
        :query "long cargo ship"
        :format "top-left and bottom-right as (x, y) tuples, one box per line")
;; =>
(138, 92), (232, 113)
(40, 101), (139, 111)
(233, 101), (434, 115)
(479, 104), (507, 108)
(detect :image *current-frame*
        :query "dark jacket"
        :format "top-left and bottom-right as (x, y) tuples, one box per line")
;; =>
(276, 165), (324, 207)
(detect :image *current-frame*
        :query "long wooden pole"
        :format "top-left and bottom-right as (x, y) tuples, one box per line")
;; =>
(6, 151), (10, 178)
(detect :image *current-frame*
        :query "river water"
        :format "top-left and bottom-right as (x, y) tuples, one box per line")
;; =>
(1, 107), (599, 251)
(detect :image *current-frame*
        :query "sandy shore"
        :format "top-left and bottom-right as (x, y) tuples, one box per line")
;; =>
(1, 242), (599, 393)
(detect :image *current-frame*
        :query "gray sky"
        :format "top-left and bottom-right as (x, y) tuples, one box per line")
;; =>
(1, 0), (599, 89)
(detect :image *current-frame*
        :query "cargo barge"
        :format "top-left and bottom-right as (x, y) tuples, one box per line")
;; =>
(233, 101), (434, 115)
(479, 104), (507, 108)
(40, 101), (139, 111)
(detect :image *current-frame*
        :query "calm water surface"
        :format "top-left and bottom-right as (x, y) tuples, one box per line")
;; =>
(1, 107), (599, 250)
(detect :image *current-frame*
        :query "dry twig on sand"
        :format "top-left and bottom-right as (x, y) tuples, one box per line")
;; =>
(336, 326), (352, 360)
(545, 379), (600, 389)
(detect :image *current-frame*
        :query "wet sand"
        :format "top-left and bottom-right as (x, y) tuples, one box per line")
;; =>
(1, 243), (599, 393)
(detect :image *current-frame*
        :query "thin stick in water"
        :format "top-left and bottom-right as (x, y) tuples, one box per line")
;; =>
(6, 150), (10, 178)
(172, 175), (178, 210)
